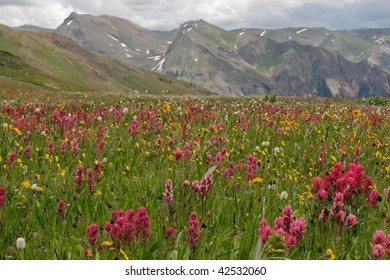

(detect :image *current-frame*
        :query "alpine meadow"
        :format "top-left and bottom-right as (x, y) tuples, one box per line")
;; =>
(0, 90), (389, 260)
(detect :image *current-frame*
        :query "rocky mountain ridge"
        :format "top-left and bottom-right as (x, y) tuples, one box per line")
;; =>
(12, 13), (390, 97)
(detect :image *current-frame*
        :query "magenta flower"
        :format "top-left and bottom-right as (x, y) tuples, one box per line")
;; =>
(373, 244), (384, 259)
(7, 151), (17, 164)
(285, 235), (297, 246)
(83, 248), (91, 257)
(187, 212), (200, 249)
(128, 119), (139, 135)
(345, 214), (358, 229)
(104, 221), (112, 232)
(71, 138), (79, 154)
(246, 154), (259, 181)
(282, 205), (294, 219)
(166, 227), (176, 239)
(98, 140), (105, 154)
(0, 187), (5, 196)
(134, 207), (151, 241)
(258, 219), (272, 244)
(290, 218), (307, 237)
(317, 189), (327, 200)
(274, 217), (283, 230)
(86, 224), (99, 247)
(164, 179), (173, 205)
(87, 168), (95, 193)
(58, 200), (66, 219)
(368, 190), (380, 206)
(192, 174), (213, 197)
(174, 148), (184, 160)
(25, 146), (31, 157)
(48, 141), (54, 154)
(373, 230), (386, 245)
(74, 164), (84, 189)
(60, 140), (67, 154)
(321, 209), (329, 223)
(0, 196), (4, 206)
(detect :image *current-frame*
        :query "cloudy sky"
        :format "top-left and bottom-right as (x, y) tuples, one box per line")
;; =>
(0, 0), (389, 31)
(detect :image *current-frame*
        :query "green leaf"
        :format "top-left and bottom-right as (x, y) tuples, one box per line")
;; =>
(175, 229), (185, 249)
(205, 165), (217, 176)
(249, 239), (263, 260)
(169, 250), (178, 260)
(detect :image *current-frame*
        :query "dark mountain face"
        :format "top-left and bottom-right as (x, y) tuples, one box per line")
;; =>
(53, 13), (390, 97)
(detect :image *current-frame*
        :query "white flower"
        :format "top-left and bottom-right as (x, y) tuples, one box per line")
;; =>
(31, 184), (37, 190)
(280, 191), (288, 200)
(255, 146), (260, 151)
(97, 116), (102, 122)
(35, 108), (40, 113)
(268, 183), (276, 190)
(261, 141), (270, 147)
(122, 107), (129, 114)
(16, 237), (26, 250)
(3, 123), (9, 129)
(101, 157), (108, 163)
(274, 147), (280, 153)
(41, 131), (46, 136)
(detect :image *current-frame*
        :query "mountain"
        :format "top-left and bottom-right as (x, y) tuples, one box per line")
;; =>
(235, 27), (390, 74)
(0, 23), (211, 95)
(16, 24), (54, 32)
(54, 13), (390, 97)
(163, 21), (390, 97)
(56, 12), (173, 70)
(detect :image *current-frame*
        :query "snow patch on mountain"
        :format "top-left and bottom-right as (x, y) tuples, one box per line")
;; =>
(106, 33), (119, 42)
(296, 28), (308, 34)
(151, 58), (165, 72)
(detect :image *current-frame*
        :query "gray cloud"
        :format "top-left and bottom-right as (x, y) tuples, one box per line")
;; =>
(0, 0), (389, 30)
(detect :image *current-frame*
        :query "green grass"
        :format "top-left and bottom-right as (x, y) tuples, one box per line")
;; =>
(0, 92), (389, 260)
(0, 24), (212, 95)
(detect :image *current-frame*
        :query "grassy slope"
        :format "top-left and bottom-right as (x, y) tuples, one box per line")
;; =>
(0, 24), (213, 95)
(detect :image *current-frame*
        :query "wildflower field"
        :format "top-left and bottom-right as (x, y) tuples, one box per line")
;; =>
(0, 90), (389, 260)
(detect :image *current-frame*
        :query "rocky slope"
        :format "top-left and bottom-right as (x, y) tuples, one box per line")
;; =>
(13, 13), (390, 97)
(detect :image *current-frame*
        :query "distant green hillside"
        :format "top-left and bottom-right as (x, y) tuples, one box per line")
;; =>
(0, 24), (212, 95)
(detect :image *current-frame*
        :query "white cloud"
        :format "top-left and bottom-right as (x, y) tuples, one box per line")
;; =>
(0, 0), (388, 30)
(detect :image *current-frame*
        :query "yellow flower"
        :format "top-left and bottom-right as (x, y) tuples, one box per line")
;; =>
(249, 177), (264, 186)
(11, 125), (22, 136)
(326, 249), (336, 260)
(93, 191), (102, 196)
(60, 169), (66, 177)
(120, 248), (129, 260)
(22, 181), (31, 188)
(101, 240), (113, 247)
(86, 249), (93, 257)
(163, 103), (171, 114)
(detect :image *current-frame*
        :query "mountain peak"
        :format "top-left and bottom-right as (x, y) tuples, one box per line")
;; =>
(52, 13), (390, 97)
